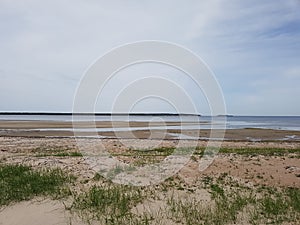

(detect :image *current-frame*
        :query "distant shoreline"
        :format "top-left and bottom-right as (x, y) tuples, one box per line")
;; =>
(0, 112), (202, 116)
(0, 119), (299, 141)
(1, 112), (300, 117)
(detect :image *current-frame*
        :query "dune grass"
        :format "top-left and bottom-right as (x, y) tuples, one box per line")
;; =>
(112, 146), (300, 158)
(72, 184), (145, 224)
(35, 151), (83, 157)
(0, 163), (299, 224)
(166, 175), (300, 225)
(217, 147), (300, 156)
(1, 146), (300, 224)
(0, 164), (73, 206)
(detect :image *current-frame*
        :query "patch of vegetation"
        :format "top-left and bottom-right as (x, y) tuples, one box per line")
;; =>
(194, 147), (300, 157)
(92, 172), (104, 181)
(286, 187), (300, 212)
(109, 147), (299, 167)
(110, 147), (176, 167)
(167, 185), (253, 224)
(2, 145), (300, 224)
(72, 184), (145, 224)
(218, 147), (300, 156)
(210, 184), (224, 197)
(112, 147), (175, 157)
(32, 146), (71, 154)
(260, 195), (288, 219)
(251, 187), (300, 224)
(0, 164), (73, 206)
(35, 151), (83, 157)
(53, 152), (83, 157)
(167, 175), (300, 225)
(112, 147), (196, 166)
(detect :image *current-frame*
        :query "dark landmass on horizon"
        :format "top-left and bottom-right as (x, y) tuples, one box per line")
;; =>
(0, 112), (202, 116)
(1, 112), (300, 117)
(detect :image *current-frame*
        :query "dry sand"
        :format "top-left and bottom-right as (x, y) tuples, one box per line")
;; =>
(0, 199), (85, 225)
(1, 136), (299, 187)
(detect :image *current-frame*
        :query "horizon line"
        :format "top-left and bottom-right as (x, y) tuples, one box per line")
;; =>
(0, 112), (202, 116)
(0, 112), (299, 117)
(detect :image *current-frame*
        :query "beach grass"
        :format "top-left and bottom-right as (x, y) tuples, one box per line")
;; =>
(166, 175), (300, 225)
(72, 184), (145, 224)
(69, 170), (300, 225)
(1, 146), (300, 224)
(0, 163), (299, 224)
(35, 151), (83, 157)
(111, 146), (300, 157)
(0, 164), (73, 206)
(217, 147), (300, 156)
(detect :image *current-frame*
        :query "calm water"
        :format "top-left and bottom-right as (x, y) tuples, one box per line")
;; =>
(0, 115), (300, 131)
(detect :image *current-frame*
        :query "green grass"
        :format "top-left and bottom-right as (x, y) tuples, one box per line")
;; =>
(105, 147), (300, 169)
(53, 152), (83, 157)
(111, 147), (196, 166)
(112, 147), (175, 157)
(260, 195), (288, 216)
(73, 184), (145, 224)
(112, 146), (197, 158)
(0, 164), (73, 206)
(210, 184), (224, 197)
(167, 187), (254, 225)
(112, 147), (300, 159)
(1, 145), (300, 224)
(110, 147), (176, 167)
(0, 163), (299, 224)
(218, 147), (300, 156)
(35, 151), (83, 157)
(286, 187), (300, 212)
(166, 175), (300, 225)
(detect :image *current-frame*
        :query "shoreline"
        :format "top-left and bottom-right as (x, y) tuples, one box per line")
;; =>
(1, 125), (300, 142)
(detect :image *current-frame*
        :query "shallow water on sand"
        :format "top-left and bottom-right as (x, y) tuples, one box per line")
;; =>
(0, 115), (299, 131)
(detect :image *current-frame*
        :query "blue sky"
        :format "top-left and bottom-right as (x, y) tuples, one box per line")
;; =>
(0, 0), (300, 115)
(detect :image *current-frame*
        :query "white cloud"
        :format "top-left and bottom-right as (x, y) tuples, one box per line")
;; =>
(0, 0), (299, 115)
(284, 67), (300, 79)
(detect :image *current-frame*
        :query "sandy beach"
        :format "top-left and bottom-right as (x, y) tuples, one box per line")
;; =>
(0, 120), (300, 141)
(0, 121), (300, 224)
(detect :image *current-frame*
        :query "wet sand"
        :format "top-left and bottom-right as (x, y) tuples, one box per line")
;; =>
(0, 120), (202, 129)
(0, 120), (300, 141)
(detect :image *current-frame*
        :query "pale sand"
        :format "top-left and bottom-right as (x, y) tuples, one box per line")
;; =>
(0, 199), (85, 225)
(1, 136), (299, 186)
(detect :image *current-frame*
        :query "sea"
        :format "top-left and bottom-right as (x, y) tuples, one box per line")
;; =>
(0, 114), (300, 131)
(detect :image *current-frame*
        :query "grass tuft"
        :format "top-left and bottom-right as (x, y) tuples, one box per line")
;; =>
(286, 187), (300, 212)
(73, 184), (144, 224)
(0, 164), (72, 206)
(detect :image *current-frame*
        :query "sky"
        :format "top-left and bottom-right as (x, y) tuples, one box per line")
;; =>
(0, 0), (300, 115)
